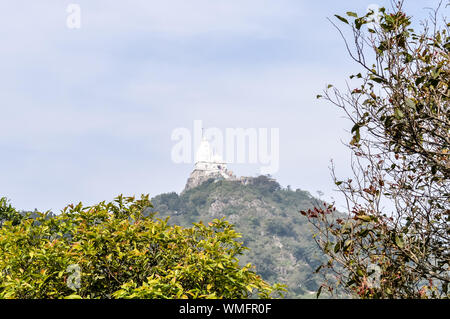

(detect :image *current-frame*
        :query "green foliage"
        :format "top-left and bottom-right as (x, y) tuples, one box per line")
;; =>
(330, 4), (449, 178)
(309, 2), (449, 299)
(251, 176), (281, 196)
(265, 218), (296, 237)
(0, 197), (24, 227)
(150, 177), (325, 298)
(0, 195), (282, 299)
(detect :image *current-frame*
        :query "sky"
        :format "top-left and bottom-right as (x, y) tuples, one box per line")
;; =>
(0, 0), (444, 212)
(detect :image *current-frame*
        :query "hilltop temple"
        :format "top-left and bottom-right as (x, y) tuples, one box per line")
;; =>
(184, 136), (236, 191)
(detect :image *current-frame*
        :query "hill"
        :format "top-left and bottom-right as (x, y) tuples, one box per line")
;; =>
(147, 176), (326, 298)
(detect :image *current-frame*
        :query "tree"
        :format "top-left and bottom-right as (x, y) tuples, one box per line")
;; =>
(0, 195), (283, 299)
(302, 1), (449, 298)
(0, 197), (23, 227)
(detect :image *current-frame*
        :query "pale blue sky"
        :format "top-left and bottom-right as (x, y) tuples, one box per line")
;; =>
(0, 0), (443, 211)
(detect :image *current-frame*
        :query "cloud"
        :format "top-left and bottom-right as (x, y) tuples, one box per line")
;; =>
(1, 0), (437, 211)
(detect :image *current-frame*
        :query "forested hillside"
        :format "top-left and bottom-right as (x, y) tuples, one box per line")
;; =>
(148, 176), (326, 298)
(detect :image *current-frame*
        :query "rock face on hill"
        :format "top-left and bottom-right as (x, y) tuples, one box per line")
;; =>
(148, 176), (326, 298)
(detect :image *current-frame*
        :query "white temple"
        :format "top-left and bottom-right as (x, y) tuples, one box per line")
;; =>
(184, 136), (235, 191)
(194, 138), (228, 175)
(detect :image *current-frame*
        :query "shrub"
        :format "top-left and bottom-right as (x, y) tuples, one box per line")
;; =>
(0, 195), (283, 299)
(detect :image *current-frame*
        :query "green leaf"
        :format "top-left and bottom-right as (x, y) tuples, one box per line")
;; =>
(431, 165), (437, 175)
(314, 265), (323, 273)
(350, 128), (361, 145)
(394, 108), (404, 119)
(334, 241), (341, 253)
(385, 15), (395, 25)
(344, 239), (353, 251)
(355, 18), (365, 30)
(316, 285), (323, 299)
(370, 76), (385, 84)
(395, 235), (404, 248)
(351, 123), (359, 133)
(334, 15), (349, 24)
(357, 215), (372, 222)
(64, 294), (83, 299)
(346, 12), (358, 18)
(415, 76), (425, 86)
(403, 52), (413, 63)
(359, 229), (369, 237)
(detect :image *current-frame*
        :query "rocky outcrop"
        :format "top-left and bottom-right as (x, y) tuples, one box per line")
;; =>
(184, 169), (235, 191)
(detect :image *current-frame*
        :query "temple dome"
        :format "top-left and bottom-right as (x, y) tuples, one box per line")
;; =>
(195, 138), (212, 162)
(194, 138), (226, 171)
